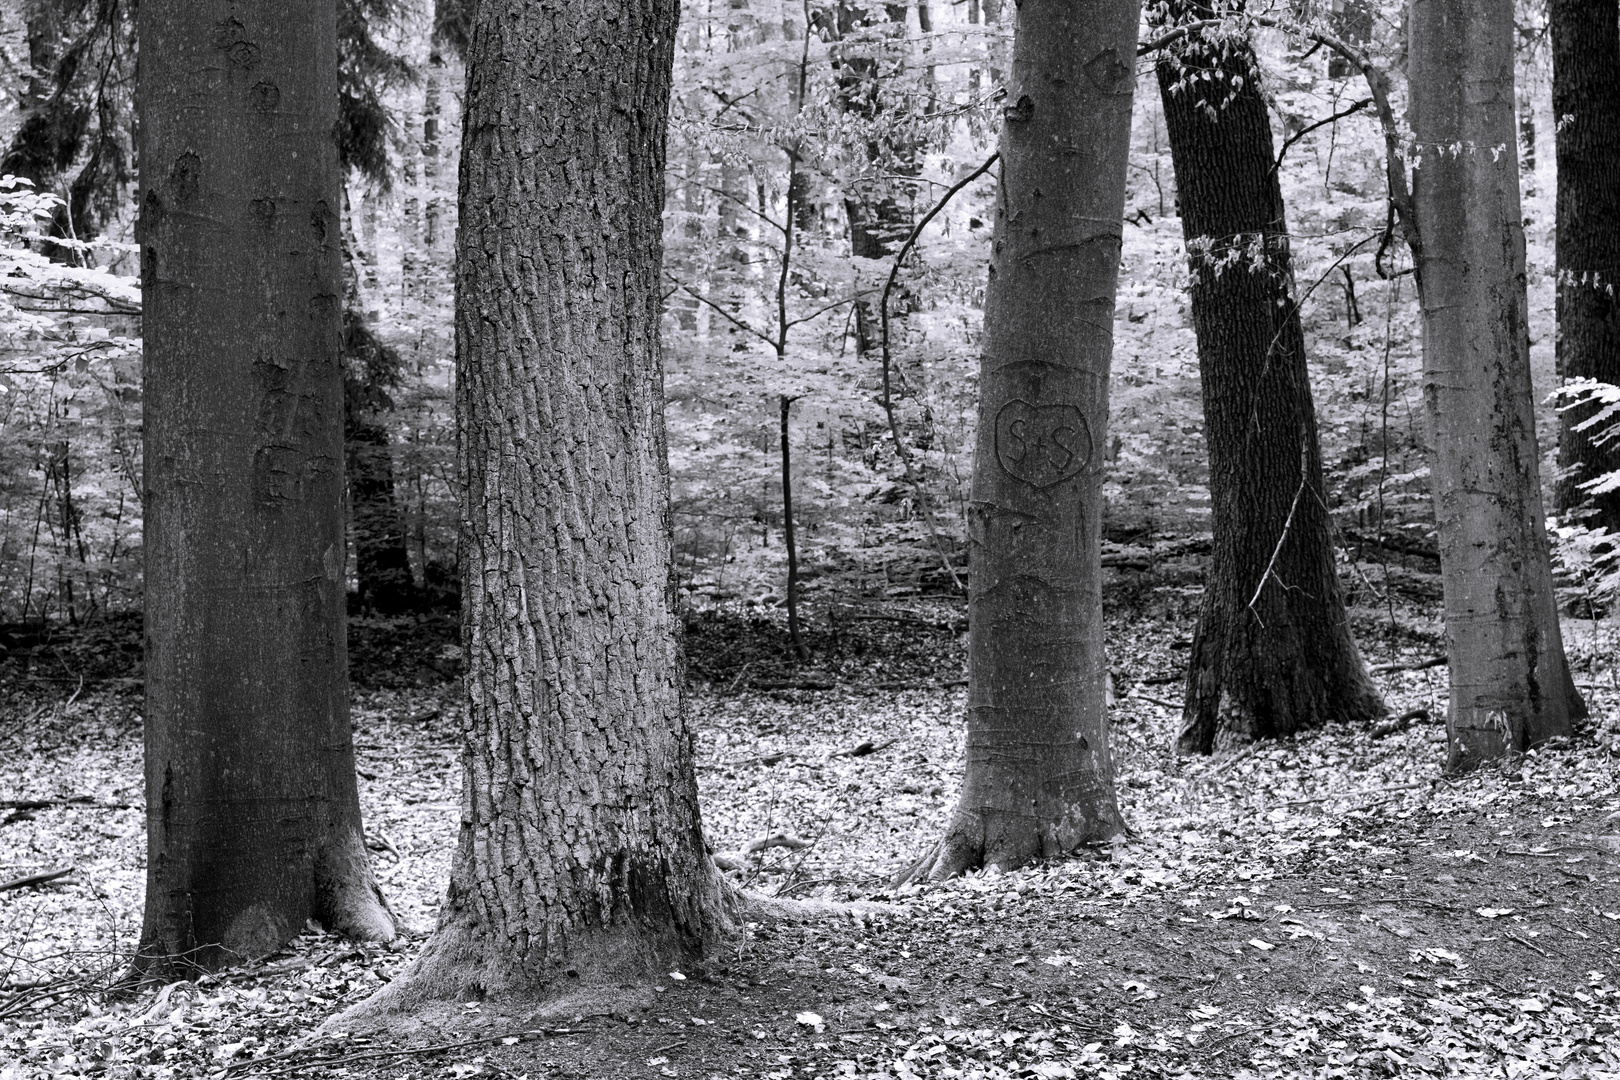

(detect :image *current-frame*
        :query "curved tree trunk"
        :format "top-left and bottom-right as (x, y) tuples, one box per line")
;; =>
(337, 0), (733, 1019)
(1153, 5), (1386, 754)
(908, 0), (1136, 882)
(136, 0), (394, 978)
(1551, 0), (1620, 527)
(1409, 0), (1585, 769)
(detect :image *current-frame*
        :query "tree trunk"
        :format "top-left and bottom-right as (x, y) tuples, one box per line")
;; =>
(780, 394), (809, 660)
(1409, 0), (1585, 769)
(1551, 0), (1620, 527)
(136, 0), (394, 976)
(907, 0), (1135, 882)
(1152, 6), (1385, 754)
(337, 0), (732, 1018)
(344, 315), (417, 614)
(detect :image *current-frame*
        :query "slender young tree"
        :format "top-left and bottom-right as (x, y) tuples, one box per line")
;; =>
(1551, 0), (1620, 527)
(1152, 3), (1385, 753)
(337, 0), (734, 1017)
(1409, 0), (1585, 768)
(137, 0), (394, 975)
(904, 0), (1137, 881)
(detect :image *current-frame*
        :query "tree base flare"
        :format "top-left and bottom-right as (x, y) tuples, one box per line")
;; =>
(891, 816), (1127, 888)
(321, 880), (886, 1034)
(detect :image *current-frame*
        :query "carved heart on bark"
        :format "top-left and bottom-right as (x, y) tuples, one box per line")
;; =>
(993, 399), (1092, 489)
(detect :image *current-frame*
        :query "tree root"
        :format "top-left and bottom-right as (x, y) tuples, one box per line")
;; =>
(321, 871), (883, 1036)
(888, 831), (991, 889)
(728, 883), (892, 928)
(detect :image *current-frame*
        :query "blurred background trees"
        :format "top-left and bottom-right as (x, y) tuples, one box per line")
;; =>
(0, 0), (1609, 708)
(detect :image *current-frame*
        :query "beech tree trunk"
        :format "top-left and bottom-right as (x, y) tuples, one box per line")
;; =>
(1551, 0), (1620, 527)
(908, 0), (1135, 882)
(339, 0), (732, 1017)
(1409, 0), (1585, 769)
(1153, 6), (1385, 753)
(136, 0), (394, 976)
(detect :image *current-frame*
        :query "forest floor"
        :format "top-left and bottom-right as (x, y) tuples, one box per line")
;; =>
(2, 549), (1619, 1079)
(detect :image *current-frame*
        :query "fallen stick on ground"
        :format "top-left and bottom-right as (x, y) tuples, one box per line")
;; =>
(864, 680), (967, 691)
(1506, 932), (1554, 959)
(226, 1028), (594, 1078)
(744, 832), (812, 855)
(1, 797), (133, 810)
(1127, 689), (1181, 711)
(1370, 707), (1434, 739)
(0, 868), (75, 892)
(749, 679), (836, 691)
(698, 750), (796, 771)
(826, 738), (897, 760)
(1371, 656), (1447, 674)
(1281, 780), (1429, 808)
(1302, 895), (1464, 912)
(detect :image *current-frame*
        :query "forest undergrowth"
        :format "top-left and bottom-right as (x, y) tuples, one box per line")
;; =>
(2, 555), (1619, 1080)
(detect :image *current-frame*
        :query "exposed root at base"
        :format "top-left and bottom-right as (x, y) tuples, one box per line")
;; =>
(890, 818), (1131, 888)
(321, 877), (398, 945)
(319, 920), (670, 1036)
(320, 877), (885, 1036)
(730, 884), (892, 927)
(889, 834), (982, 888)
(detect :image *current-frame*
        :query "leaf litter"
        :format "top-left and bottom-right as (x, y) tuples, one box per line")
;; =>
(0, 600), (1618, 1078)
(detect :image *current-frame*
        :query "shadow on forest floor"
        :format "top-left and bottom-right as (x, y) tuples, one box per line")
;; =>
(0, 608), (462, 693)
(2, 551), (1618, 1079)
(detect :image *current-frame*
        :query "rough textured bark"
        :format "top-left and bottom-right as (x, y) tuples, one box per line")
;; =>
(337, 0), (732, 1017)
(136, 0), (394, 976)
(1551, 0), (1620, 527)
(908, 0), (1136, 881)
(1409, 0), (1585, 769)
(1153, 6), (1385, 754)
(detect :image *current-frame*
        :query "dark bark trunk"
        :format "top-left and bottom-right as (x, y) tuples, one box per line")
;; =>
(338, 0), (732, 1018)
(1410, 0), (1585, 768)
(781, 395), (808, 660)
(136, 0), (394, 977)
(1152, 6), (1386, 754)
(342, 315), (417, 614)
(907, 0), (1136, 882)
(1551, 0), (1620, 527)
(775, 143), (811, 662)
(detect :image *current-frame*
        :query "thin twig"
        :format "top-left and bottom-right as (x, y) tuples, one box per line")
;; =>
(1246, 471), (1307, 621)
(1302, 896), (1464, 912)
(1279, 781), (1427, 808)
(1505, 933), (1553, 959)
(875, 150), (999, 594)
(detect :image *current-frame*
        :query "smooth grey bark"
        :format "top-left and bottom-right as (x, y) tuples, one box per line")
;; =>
(136, 0), (393, 977)
(336, 0), (733, 1018)
(905, 0), (1136, 881)
(1409, 0), (1585, 769)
